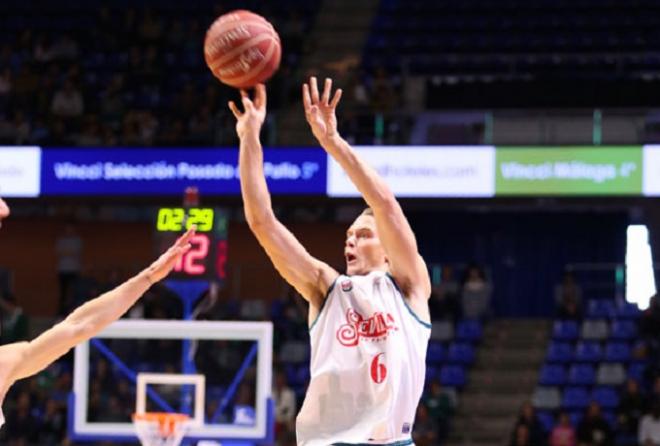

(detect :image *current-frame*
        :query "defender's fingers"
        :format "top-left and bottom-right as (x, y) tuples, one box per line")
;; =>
(302, 83), (312, 111)
(321, 78), (332, 105)
(310, 76), (320, 104)
(330, 88), (343, 108)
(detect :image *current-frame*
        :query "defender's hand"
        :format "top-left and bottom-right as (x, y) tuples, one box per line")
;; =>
(303, 77), (343, 144)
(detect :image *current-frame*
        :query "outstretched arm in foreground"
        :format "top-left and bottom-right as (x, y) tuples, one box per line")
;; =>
(0, 198), (9, 228)
(10, 227), (195, 381)
(229, 85), (337, 311)
(303, 77), (430, 305)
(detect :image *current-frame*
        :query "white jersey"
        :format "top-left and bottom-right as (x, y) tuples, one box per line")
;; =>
(297, 271), (431, 446)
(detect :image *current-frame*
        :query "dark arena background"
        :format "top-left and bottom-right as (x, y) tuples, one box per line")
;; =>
(1, 1), (660, 445)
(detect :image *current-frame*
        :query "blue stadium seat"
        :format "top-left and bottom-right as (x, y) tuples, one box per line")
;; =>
(296, 365), (310, 385)
(568, 364), (596, 386)
(615, 302), (641, 319)
(604, 342), (631, 362)
(546, 342), (573, 363)
(426, 342), (446, 364)
(574, 342), (603, 363)
(536, 410), (556, 432)
(455, 320), (483, 342)
(440, 365), (467, 388)
(426, 365), (439, 382)
(591, 387), (619, 409)
(587, 300), (616, 318)
(627, 363), (647, 382)
(603, 411), (617, 428)
(447, 342), (475, 364)
(610, 321), (637, 340)
(562, 387), (590, 409)
(539, 364), (567, 386)
(553, 320), (579, 341)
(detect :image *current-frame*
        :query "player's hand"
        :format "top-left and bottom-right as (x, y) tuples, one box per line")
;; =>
(143, 227), (195, 284)
(228, 84), (267, 139)
(303, 76), (343, 143)
(0, 197), (9, 229)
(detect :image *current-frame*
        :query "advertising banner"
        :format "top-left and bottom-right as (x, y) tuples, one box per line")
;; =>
(0, 146), (41, 197)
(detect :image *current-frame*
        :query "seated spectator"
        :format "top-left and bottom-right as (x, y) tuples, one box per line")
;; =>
(510, 423), (532, 446)
(412, 404), (438, 446)
(511, 401), (546, 446)
(639, 401), (660, 446)
(429, 265), (461, 321)
(618, 379), (646, 435)
(550, 411), (576, 446)
(577, 401), (613, 446)
(273, 371), (296, 435)
(50, 79), (84, 119)
(423, 379), (457, 441)
(555, 271), (582, 320)
(460, 264), (492, 320)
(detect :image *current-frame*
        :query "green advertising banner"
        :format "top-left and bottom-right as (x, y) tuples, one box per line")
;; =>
(496, 146), (643, 195)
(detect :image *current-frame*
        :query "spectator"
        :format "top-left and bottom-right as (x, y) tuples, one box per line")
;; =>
(5, 390), (39, 444)
(555, 271), (582, 320)
(461, 264), (492, 320)
(423, 379), (457, 441)
(0, 292), (28, 344)
(38, 399), (66, 445)
(429, 265), (461, 321)
(640, 294), (660, 340)
(618, 379), (646, 435)
(55, 223), (83, 314)
(511, 401), (546, 446)
(273, 371), (297, 434)
(639, 401), (660, 446)
(50, 80), (84, 119)
(510, 423), (532, 446)
(577, 401), (613, 446)
(550, 412), (576, 446)
(412, 404), (438, 446)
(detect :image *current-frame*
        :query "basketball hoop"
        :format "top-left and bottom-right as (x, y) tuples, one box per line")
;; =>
(133, 412), (191, 446)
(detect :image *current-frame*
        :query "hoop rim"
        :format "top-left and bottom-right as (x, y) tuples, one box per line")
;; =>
(133, 412), (191, 438)
(132, 412), (190, 423)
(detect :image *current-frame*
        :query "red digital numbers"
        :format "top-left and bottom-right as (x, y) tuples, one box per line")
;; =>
(370, 353), (387, 384)
(174, 234), (210, 275)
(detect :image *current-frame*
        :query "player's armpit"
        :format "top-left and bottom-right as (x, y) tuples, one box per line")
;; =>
(247, 216), (338, 309)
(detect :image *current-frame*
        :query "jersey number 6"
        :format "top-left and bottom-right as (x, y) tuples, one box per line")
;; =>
(370, 353), (387, 384)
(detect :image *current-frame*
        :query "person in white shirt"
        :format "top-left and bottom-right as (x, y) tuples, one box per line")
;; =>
(0, 197), (194, 428)
(639, 402), (660, 446)
(274, 370), (297, 432)
(229, 78), (431, 446)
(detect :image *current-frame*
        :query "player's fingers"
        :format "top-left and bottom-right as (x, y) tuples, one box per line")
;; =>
(310, 76), (320, 104)
(228, 101), (242, 119)
(255, 84), (267, 109)
(241, 96), (254, 111)
(302, 83), (312, 112)
(321, 78), (332, 105)
(330, 88), (343, 108)
(240, 89), (249, 99)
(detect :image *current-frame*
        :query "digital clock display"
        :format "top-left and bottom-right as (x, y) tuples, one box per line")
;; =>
(154, 207), (227, 281)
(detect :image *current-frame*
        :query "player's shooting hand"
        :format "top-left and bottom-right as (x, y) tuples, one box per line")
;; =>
(228, 84), (267, 139)
(303, 76), (343, 144)
(144, 227), (195, 284)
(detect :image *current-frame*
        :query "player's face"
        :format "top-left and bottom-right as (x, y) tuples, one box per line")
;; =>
(344, 214), (387, 276)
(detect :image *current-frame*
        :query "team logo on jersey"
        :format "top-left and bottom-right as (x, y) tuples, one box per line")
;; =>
(340, 279), (353, 292)
(336, 308), (397, 347)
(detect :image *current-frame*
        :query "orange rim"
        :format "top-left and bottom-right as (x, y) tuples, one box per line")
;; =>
(133, 412), (190, 437)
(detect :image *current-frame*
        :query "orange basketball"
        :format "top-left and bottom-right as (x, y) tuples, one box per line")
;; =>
(204, 10), (282, 89)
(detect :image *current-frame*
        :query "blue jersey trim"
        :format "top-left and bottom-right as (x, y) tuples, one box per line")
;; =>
(308, 276), (339, 331)
(385, 273), (432, 329)
(332, 439), (413, 446)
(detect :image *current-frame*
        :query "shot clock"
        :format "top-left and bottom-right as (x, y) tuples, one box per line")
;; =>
(154, 207), (228, 281)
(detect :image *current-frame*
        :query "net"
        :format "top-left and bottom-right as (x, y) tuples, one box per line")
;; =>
(133, 412), (191, 446)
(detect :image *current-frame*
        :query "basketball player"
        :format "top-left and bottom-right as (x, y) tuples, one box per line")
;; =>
(0, 198), (195, 428)
(229, 78), (431, 445)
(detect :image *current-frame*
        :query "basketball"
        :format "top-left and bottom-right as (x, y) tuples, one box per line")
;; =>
(204, 10), (282, 89)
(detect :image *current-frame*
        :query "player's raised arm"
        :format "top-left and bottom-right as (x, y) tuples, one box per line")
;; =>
(0, 197), (9, 227)
(229, 84), (337, 309)
(303, 76), (431, 303)
(10, 228), (195, 381)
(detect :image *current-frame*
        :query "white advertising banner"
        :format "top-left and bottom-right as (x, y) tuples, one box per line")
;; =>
(327, 146), (496, 197)
(0, 146), (41, 197)
(643, 145), (660, 196)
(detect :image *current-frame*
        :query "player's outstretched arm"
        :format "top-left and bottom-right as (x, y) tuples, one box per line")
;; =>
(230, 84), (337, 309)
(0, 197), (9, 227)
(10, 228), (195, 381)
(303, 76), (430, 302)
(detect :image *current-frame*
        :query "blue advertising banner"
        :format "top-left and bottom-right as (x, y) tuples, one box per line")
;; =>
(40, 148), (326, 196)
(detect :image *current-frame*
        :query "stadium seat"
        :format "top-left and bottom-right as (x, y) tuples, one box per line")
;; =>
(568, 364), (596, 386)
(426, 341), (446, 364)
(536, 410), (556, 432)
(431, 321), (454, 342)
(455, 320), (482, 342)
(533, 386), (561, 410)
(587, 300), (616, 319)
(591, 387), (619, 409)
(546, 342), (573, 363)
(553, 320), (579, 341)
(440, 365), (467, 388)
(447, 342), (475, 364)
(604, 342), (631, 362)
(610, 320), (637, 340)
(627, 363), (647, 382)
(426, 365), (439, 382)
(581, 320), (609, 340)
(615, 302), (641, 319)
(596, 363), (626, 386)
(539, 364), (567, 386)
(280, 341), (310, 363)
(562, 387), (590, 409)
(574, 341), (603, 362)
(569, 411), (584, 427)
